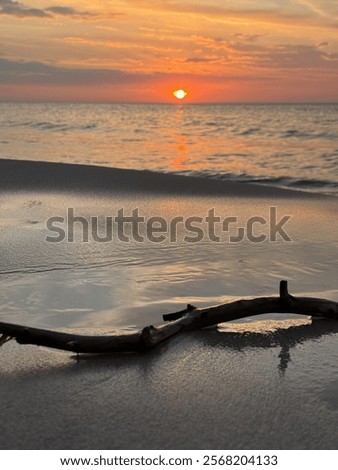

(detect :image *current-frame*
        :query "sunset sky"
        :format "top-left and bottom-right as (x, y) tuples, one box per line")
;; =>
(1, 0), (338, 103)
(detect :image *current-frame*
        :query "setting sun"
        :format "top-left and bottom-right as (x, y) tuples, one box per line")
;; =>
(173, 89), (187, 100)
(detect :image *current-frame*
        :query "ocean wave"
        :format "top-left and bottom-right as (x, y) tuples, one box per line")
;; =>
(4, 119), (98, 132)
(175, 169), (338, 196)
(238, 127), (261, 136)
(283, 129), (338, 140)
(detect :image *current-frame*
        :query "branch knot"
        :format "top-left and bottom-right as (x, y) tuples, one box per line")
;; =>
(163, 304), (196, 322)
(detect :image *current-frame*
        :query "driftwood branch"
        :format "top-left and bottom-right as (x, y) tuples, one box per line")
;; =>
(1, 280), (338, 355)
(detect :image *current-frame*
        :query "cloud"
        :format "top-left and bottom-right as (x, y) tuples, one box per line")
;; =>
(46, 6), (84, 16)
(296, 0), (338, 18)
(0, 57), (283, 90)
(0, 58), (155, 86)
(256, 44), (338, 69)
(232, 33), (267, 42)
(0, 0), (93, 18)
(125, 0), (312, 22)
(124, 0), (338, 32)
(185, 57), (217, 63)
(0, 0), (51, 17)
(191, 34), (338, 71)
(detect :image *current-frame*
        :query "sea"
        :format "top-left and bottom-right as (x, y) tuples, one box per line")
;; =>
(1, 102), (338, 195)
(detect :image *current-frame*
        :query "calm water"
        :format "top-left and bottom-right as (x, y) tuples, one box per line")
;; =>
(1, 102), (338, 195)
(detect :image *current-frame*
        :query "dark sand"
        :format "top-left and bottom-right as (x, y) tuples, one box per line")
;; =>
(0, 158), (322, 198)
(1, 321), (338, 450)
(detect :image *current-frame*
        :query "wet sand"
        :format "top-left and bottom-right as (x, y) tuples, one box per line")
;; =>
(1, 320), (338, 450)
(1, 159), (338, 449)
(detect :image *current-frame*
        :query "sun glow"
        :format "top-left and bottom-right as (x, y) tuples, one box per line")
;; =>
(173, 89), (187, 100)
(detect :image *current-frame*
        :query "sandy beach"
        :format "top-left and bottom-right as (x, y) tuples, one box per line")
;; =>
(1, 159), (338, 449)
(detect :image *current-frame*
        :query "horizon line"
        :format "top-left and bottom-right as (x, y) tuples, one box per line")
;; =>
(1, 100), (337, 106)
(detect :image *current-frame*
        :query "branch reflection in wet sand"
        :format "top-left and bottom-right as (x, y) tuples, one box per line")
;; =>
(195, 318), (338, 375)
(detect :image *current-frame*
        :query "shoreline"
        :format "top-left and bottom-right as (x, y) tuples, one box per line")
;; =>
(0, 158), (326, 199)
